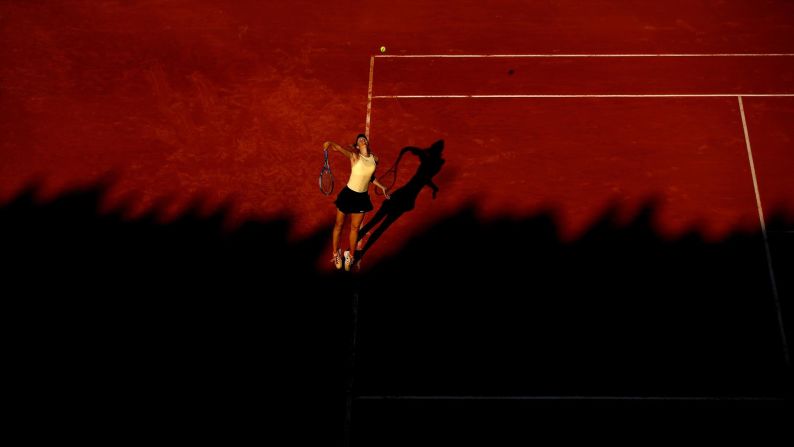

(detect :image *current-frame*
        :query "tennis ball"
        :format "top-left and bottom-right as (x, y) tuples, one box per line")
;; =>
(380, 46), (386, 53)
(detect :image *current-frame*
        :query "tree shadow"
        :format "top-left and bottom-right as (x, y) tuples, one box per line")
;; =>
(352, 199), (793, 442)
(2, 177), (791, 445)
(1, 178), (357, 444)
(357, 139), (446, 261)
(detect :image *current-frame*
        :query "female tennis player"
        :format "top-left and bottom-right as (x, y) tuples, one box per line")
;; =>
(324, 134), (390, 271)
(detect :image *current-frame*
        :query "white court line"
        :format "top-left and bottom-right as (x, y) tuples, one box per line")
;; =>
(356, 59), (791, 412)
(374, 94), (794, 99)
(356, 395), (783, 401)
(357, 58), (792, 411)
(375, 53), (794, 58)
(738, 96), (790, 368)
(365, 56), (375, 138)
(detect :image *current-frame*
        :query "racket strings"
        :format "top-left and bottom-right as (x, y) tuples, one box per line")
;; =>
(319, 149), (334, 195)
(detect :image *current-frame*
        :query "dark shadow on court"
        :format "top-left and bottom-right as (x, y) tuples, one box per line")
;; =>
(352, 199), (793, 443)
(1, 177), (357, 444)
(2, 177), (791, 445)
(356, 140), (446, 262)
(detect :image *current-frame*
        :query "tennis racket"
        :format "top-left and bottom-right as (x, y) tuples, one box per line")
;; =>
(319, 149), (334, 195)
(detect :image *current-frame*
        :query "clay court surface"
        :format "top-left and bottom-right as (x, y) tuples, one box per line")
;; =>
(2, 1), (792, 443)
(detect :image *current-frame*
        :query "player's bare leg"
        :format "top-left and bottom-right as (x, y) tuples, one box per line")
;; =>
(331, 210), (346, 269)
(346, 212), (365, 271)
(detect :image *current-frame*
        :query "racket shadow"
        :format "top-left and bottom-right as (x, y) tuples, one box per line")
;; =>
(357, 140), (446, 261)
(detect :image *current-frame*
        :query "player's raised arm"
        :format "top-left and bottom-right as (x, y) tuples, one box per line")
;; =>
(372, 177), (390, 199)
(324, 141), (355, 160)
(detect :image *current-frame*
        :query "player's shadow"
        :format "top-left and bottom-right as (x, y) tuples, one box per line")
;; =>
(357, 139), (446, 260)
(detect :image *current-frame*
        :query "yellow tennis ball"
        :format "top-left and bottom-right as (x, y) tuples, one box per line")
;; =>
(380, 46), (386, 53)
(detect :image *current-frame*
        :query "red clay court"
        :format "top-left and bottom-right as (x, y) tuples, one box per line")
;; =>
(365, 53), (794, 248)
(1, 1), (792, 443)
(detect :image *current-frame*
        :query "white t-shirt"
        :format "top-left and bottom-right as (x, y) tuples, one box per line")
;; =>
(346, 154), (376, 193)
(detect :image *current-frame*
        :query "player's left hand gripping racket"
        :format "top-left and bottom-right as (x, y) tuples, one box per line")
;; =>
(375, 160), (397, 196)
(319, 149), (334, 195)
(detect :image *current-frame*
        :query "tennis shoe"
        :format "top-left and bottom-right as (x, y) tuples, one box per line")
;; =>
(331, 249), (343, 270)
(344, 250), (353, 272)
